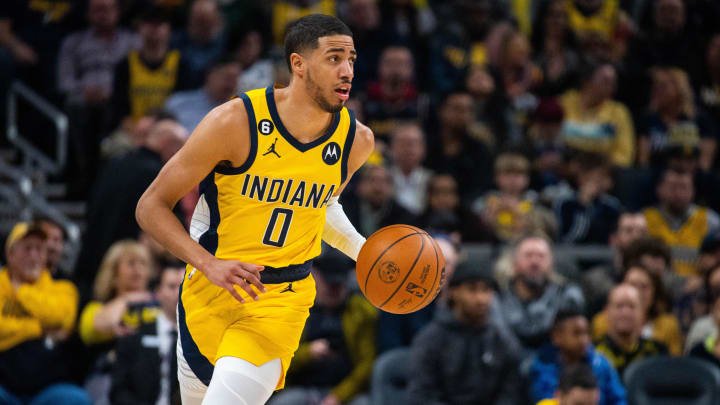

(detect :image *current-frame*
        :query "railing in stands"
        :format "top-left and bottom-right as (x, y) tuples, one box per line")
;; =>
(3, 80), (79, 273)
(7, 80), (68, 174)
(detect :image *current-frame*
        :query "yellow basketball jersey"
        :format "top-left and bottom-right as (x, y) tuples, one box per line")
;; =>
(644, 206), (707, 277)
(189, 86), (356, 268)
(128, 50), (180, 121)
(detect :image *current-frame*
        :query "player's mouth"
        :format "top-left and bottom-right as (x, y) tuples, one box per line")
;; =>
(334, 85), (351, 100)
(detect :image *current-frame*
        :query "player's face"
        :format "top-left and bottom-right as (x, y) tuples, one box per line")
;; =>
(306, 35), (356, 113)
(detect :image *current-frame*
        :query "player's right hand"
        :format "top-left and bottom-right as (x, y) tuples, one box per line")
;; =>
(205, 259), (265, 303)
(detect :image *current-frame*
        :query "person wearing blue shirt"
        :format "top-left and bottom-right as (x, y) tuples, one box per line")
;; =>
(530, 309), (626, 405)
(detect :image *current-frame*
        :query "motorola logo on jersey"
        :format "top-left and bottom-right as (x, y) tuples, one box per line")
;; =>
(322, 142), (341, 165)
(258, 119), (274, 135)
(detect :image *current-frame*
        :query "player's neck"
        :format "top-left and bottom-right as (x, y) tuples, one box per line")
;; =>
(275, 84), (335, 143)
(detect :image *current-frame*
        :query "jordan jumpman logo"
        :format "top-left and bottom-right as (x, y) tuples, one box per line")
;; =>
(263, 137), (281, 158)
(280, 282), (296, 293)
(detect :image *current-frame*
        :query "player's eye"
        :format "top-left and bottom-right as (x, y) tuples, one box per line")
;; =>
(329, 55), (338, 62)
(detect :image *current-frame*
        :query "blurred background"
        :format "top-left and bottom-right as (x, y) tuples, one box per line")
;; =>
(3, 0), (720, 404)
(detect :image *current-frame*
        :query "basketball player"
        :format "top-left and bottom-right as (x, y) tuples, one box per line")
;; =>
(136, 14), (373, 405)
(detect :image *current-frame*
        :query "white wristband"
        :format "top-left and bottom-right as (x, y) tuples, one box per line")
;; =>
(322, 196), (366, 261)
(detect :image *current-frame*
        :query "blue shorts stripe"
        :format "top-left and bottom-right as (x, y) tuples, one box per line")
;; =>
(177, 279), (214, 386)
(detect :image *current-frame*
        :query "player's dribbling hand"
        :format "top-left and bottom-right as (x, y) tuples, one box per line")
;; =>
(206, 259), (266, 303)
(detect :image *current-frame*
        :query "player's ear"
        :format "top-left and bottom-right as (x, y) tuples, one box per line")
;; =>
(290, 52), (305, 77)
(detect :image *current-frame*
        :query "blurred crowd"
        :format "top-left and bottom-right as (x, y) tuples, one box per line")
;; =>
(4, 0), (720, 404)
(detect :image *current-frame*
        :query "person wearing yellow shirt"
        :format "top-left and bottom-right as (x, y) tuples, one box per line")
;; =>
(537, 364), (600, 405)
(560, 63), (635, 167)
(78, 240), (158, 346)
(592, 265), (682, 355)
(0, 222), (90, 404)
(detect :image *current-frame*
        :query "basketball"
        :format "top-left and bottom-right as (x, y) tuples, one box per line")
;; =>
(356, 225), (446, 314)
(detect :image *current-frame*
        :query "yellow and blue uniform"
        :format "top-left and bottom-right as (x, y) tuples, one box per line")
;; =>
(644, 206), (709, 277)
(179, 86), (356, 389)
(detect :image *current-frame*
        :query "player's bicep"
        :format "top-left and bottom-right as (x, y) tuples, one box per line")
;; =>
(333, 121), (374, 196)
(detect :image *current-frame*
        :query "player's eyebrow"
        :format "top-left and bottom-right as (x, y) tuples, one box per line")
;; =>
(325, 48), (357, 56)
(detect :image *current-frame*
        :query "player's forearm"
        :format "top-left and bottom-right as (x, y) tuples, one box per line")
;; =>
(136, 194), (216, 271)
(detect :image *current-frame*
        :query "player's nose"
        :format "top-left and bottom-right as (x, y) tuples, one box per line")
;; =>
(339, 60), (353, 81)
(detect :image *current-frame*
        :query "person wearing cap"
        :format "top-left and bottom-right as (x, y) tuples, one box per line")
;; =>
(107, 6), (189, 134)
(271, 251), (378, 405)
(472, 151), (556, 243)
(408, 259), (523, 405)
(0, 222), (89, 405)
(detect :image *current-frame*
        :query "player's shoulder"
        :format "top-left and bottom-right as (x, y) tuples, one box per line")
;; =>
(352, 118), (374, 151)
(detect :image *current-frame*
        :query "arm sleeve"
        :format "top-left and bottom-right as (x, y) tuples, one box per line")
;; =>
(529, 358), (557, 403)
(600, 355), (628, 405)
(611, 105), (635, 167)
(15, 279), (78, 332)
(79, 301), (114, 345)
(322, 196), (366, 261)
(330, 298), (378, 402)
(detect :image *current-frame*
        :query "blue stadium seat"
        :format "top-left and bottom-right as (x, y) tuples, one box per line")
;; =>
(624, 356), (720, 405)
(370, 348), (410, 405)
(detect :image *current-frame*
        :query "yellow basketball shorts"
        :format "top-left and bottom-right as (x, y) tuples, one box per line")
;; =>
(177, 263), (316, 390)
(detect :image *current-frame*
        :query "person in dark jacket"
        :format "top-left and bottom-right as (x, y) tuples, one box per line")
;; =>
(408, 260), (522, 405)
(530, 309), (626, 405)
(343, 164), (417, 237)
(74, 119), (187, 299)
(110, 264), (184, 405)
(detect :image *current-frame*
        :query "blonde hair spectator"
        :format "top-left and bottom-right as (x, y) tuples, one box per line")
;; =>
(93, 240), (153, 302)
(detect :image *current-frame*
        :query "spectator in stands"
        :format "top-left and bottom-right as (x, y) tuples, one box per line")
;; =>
(689, 293), (720, 368)
(108, 7), (188, 133)
(428, 0), (504, 94)
(474, 152), (555, 243)
(139, 231), (178, 274)
(425, 91), (494, 199)
(697, 34), (720, 143)
(563, 0), (633, 62)
(560, 63), (635, 168)
(35, 216), (67, 279)
(644, 169), (720, 277)
(583, 212), (648, 315)
(58, 0), (141, 197)
(492, 29), (542, 142)
(638, 67), (716, 171)
(234, 29), (273, 93)
(417, 173), (491, 243)
(364, 45), (420, 141)
(527, 97), (566, 188)
(496, 236), (585, 349)
(685, 265), (720, 352)
(76, 119), (187, 295)
(110, 264), (183, 405)
(0, 0), (83, 96)
(0, 222), (90, 405)
(595, 284), (668, 378)
(171, 0), (227, 88)
(376, 236), (459, 354)
(627, 0), (702, 79)
(592, 265), (682, 355)
(530, 309), (626, 405)
(537, 364), (601, 405)
(408, 259), (522, 405)
(165, 54), (241, 133)
(344, 164), (416, 237)
(272, 252), (377, 405)
(531, 0), (580, 97)
(464, 64), (505, 149)
(79, 240), (155, 346)
(343, 0), (383, 92)
(556, 152), (622, 244)
(388, 121), (431, 215)
(271, 0), (336, 45)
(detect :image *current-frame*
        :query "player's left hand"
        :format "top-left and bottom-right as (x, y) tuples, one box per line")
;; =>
(320, 394), (341, 405)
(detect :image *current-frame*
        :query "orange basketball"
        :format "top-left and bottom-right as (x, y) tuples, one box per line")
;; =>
(356, 225), (446, 314)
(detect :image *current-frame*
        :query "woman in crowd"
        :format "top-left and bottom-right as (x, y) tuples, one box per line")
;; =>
(592, 264), (682, 355)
